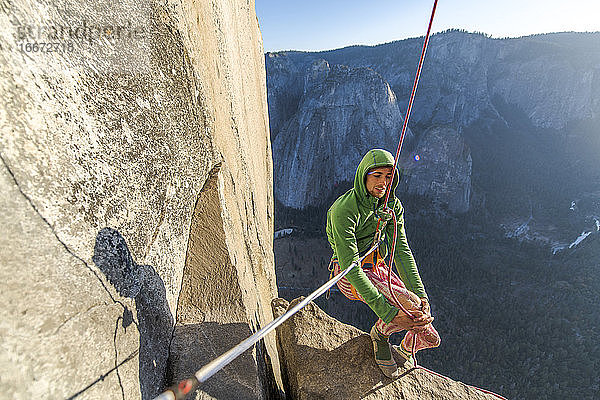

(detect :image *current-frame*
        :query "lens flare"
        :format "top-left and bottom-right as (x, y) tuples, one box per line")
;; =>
(414, 154), (420, 161)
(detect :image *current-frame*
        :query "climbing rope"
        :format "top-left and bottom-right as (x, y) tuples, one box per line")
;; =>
(378, 1), (507, 398)
(155, 1), (507, 399)
(383, 0), (437, 207)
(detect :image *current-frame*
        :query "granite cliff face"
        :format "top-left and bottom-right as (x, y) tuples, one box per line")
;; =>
(399, 126), (472, 213)
(1, 0), (279, 399)
(266, 31), (600, 211)
(272, 59), (413, 208)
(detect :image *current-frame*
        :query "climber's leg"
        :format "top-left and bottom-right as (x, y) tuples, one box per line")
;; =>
(365, 261), (441, 352)
(369, 324), (399, 378)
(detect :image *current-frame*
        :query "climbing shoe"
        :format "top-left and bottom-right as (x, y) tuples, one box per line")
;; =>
(392, 339), (415, 368)
(369, 325), (399, 379)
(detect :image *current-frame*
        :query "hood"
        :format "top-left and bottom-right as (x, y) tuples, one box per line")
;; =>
(354, 149), (400, 206)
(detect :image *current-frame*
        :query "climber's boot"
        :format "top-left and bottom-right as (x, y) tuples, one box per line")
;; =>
(370, 325), (399, 379)
(392, 338), (415, 369)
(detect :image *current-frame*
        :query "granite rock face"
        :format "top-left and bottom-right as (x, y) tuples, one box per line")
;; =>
(266, 31), (600, 210)
(268, 32), (600, 131)
(266, 53), (305, 143)
(0, 0), (279, 399)
(271, 59), (413, 208)
(399, 126), (472, 213)
(272, 297), (498, 400)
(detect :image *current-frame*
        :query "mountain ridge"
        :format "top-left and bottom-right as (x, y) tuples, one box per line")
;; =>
(266, 30), (600, 243)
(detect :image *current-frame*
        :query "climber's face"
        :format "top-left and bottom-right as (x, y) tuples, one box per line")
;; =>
(366, 166), (393, 199)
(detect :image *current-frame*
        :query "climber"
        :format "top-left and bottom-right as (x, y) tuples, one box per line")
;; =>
(326, 148), (440, 379)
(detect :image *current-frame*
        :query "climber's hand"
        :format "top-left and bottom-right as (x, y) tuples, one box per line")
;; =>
(391, 310), (433, 331)
(390, 311), (415, 330)
(419, 298), (431, 319)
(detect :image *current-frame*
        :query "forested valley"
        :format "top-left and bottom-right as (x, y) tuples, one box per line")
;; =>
(274, 190), (600, 399)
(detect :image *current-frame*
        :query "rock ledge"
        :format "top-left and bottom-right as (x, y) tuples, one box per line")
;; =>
(272, 297), (498, 400)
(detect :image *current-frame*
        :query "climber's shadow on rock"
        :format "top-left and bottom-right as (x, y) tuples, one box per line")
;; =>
(93, 227), (173, 400)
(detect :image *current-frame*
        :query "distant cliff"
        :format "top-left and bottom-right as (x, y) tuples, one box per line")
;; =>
(266, 31), (600, 212)
(399, 125), (472, 213)
(271, 59), (413, 208)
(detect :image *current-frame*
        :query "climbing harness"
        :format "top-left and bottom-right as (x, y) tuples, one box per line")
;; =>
(154, 1), (506, 399)
(329, 247), (380, 301)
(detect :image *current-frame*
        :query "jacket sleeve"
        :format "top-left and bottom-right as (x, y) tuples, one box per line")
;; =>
(388, 204), (427, 299)
(328, 207), (399, 324)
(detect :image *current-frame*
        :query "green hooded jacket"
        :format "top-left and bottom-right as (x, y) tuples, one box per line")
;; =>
(326, 149), (427, 324)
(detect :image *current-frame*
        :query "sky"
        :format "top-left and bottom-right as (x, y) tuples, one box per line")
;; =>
(255, 0), (600, 52)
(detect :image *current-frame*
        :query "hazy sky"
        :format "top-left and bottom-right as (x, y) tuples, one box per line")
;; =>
(255, 0), (600, 52)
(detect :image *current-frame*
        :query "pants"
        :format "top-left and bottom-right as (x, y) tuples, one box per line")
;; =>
(333, 259), (441, 353)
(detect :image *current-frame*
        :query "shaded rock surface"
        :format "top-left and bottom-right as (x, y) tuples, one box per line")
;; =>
(272, 60), (412, 208)
(1, 0), (279, 399)
(272, 297), (499, 400)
